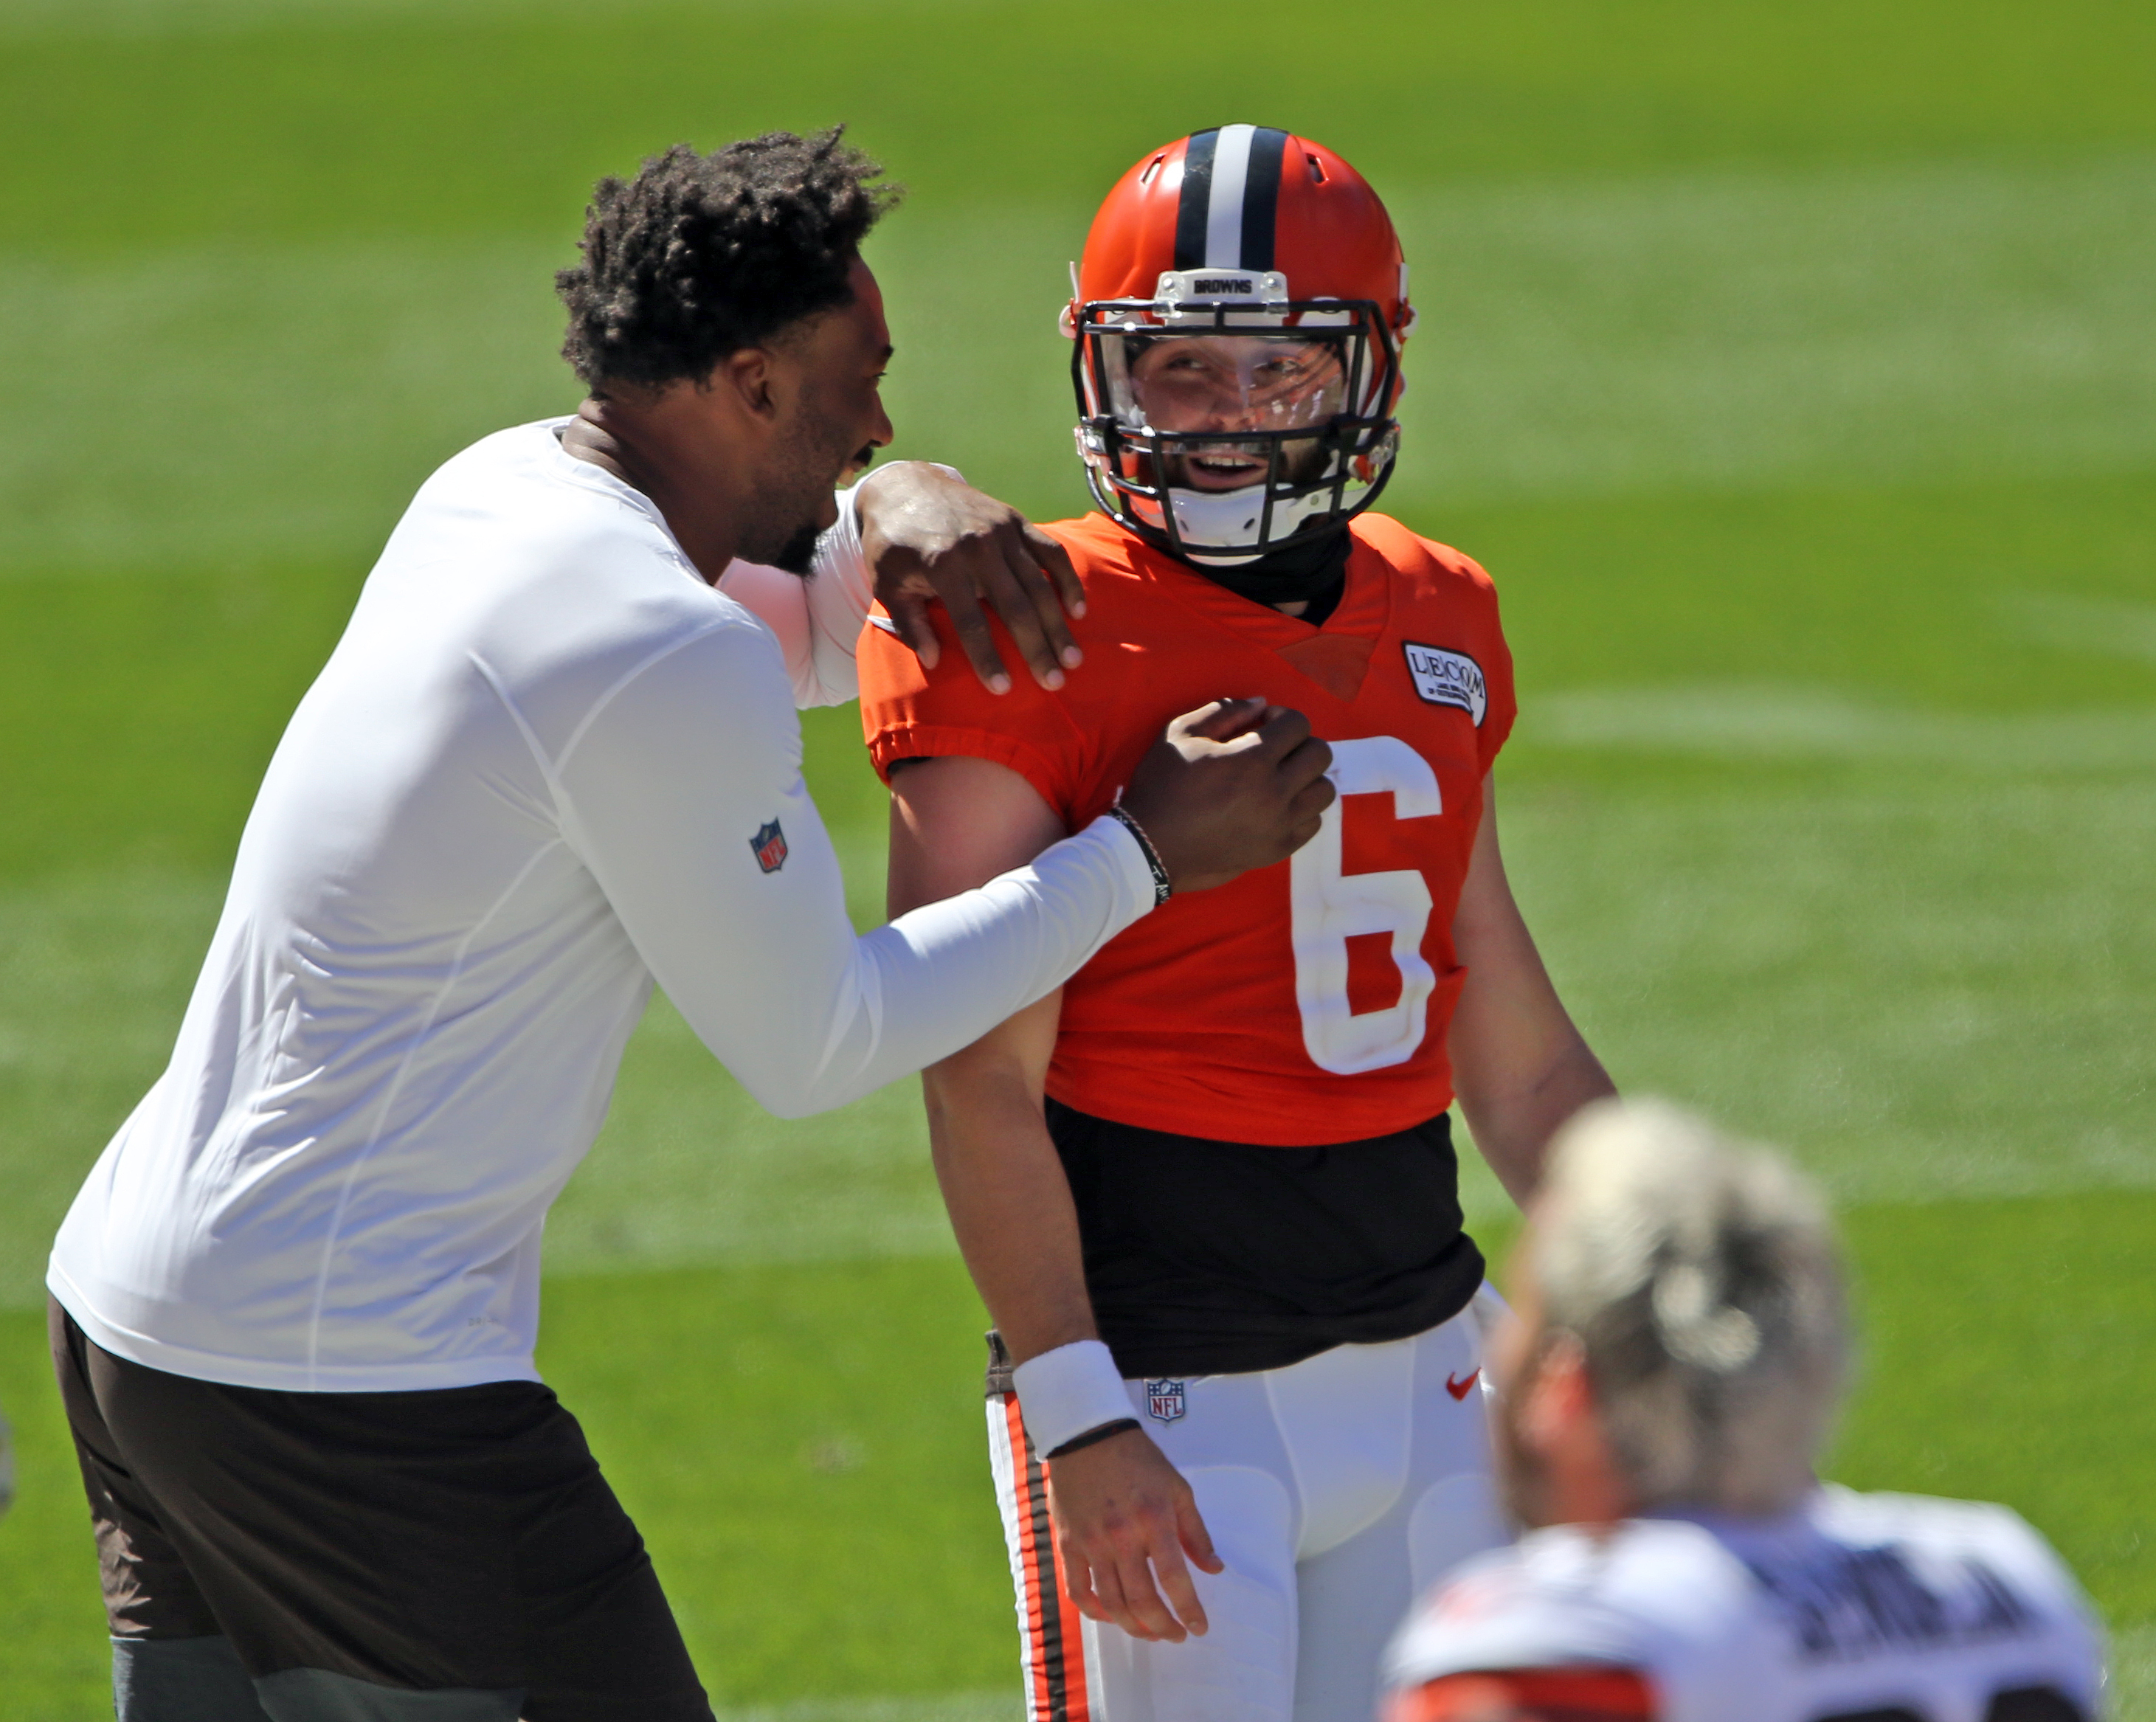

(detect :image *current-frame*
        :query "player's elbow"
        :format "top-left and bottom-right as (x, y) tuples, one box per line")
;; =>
(798, 644), (860, 709)
(717, 1051), (843, 1121)
(923, 1045), (1031, 1113)
(922, 1058), (1046, 1162)
(794, 665), (856, 710)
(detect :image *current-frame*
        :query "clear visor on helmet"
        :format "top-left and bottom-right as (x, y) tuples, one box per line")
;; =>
(1100, 331), (1351, 438)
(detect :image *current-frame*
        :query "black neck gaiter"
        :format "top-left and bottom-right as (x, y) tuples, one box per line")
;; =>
(1182, 526), (1352, 620)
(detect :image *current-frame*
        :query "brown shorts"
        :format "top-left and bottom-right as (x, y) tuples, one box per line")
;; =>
(52, 1299), (714, 1721)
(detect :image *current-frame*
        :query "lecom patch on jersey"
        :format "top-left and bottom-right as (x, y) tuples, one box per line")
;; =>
(1403, 643), (1487, 726)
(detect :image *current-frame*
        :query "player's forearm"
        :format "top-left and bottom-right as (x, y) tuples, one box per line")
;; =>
(922, 1059), (1098, 1362)
(1454, 1031), (1615, 1207)
(560, 638), (1158, 1120)
(1449, 959), (1616, 1206)
(1448, 775), (1616, 1205)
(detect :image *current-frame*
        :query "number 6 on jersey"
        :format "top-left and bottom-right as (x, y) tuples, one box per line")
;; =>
(1289, 735), (1444, 1075)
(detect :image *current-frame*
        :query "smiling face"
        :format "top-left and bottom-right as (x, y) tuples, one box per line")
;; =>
(1124, 333), (1347, 491)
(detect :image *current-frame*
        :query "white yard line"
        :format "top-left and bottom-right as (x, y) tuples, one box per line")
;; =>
(1527, 685), (2156, 770)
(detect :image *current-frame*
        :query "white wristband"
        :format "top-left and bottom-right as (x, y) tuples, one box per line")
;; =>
(1011, 1340), (1134, 1459)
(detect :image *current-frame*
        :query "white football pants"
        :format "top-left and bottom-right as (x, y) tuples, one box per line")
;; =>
(988, 1298), (1509, 1722)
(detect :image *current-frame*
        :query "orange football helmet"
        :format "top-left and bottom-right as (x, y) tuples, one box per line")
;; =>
(1068, 126), (1414, 566)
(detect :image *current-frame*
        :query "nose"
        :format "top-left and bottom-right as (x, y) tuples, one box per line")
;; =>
(1195, 387), (1267, 433)
(842, 398), (895, 484)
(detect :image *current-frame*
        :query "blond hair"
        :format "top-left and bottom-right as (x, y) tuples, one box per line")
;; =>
(1531, 1099), (1848, 1515)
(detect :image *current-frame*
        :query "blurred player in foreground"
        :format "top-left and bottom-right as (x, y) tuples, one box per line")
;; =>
(861, 127), (1614, 1720)
(1384, 1099), (2104, 1722)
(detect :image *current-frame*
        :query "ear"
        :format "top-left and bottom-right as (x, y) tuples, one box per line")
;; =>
(716, 344), (781, 423)
(1517, 1332), (1594, 1458)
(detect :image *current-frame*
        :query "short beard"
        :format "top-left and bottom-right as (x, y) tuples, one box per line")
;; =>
(736, 382), (860, 578)
(767, 519), (823, 576)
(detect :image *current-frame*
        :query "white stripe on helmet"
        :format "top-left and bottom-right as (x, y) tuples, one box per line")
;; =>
(1204, 123), (1257, 269)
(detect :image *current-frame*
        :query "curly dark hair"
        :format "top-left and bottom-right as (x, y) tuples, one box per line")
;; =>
(557, 128), (900, 390)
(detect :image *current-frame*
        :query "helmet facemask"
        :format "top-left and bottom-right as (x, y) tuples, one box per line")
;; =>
(1071, 276), (1402, 567)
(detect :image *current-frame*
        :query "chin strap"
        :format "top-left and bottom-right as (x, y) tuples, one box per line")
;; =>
(1184, 525), (1351, 607)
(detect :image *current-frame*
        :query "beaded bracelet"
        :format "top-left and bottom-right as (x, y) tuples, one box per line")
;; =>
(1105, 803), (1172, 908)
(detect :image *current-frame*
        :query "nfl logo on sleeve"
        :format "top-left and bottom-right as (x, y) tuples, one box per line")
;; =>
(1403, 643), (1488, 726)
(749, 819), (788, 874)
(1144, 1379), (1186, 1423)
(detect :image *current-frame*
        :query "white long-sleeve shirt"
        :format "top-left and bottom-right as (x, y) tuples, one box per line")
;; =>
(713, 484), (878, 709)
(49, 420), (1154, 1392)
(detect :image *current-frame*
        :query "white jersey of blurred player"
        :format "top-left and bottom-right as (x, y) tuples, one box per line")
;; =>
(1381, 1100), (2107, 1722)
(1387, 1485), (2102, 1722)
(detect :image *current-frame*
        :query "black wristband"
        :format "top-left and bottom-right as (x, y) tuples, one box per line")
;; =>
(1044, 1417), (1140, 1460)
(1105, 805), (1172, 907)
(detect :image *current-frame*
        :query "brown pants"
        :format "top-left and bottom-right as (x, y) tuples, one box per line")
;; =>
(52, 1299), (713, 1721)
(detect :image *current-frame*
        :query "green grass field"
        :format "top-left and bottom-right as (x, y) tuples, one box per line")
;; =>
(1, 1), (2151, 1714)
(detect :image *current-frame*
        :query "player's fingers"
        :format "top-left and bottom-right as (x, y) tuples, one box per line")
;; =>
(1170, 696), (1266, 742)
(1108, 1544), (1186, 1643)
(883, 595), (942, 671)
(1080, 1544), (1133, 1628)
(1287, 766), (1339, 823)
(1147, 1532), (1210, 1639)
(1200, 696), (1271, 741)
(984, 534), (1069, 690)
(1162, 699), (1230, 740)
(1195, 726), (1273, 762)
(941, 584), (1013, 695)
(1058, 1542), (1112, 1623)
(1252, 705), (1316, 761)
(1284, 815), (1327, 854)
(1022, 522), (1088, 626)
(1107, 1504), (1194, 1642)
(998, 529), (1083, 671)
(1276, 732), (1336, 790)
(1175, 1488), (1225, 1577)
(1285, 789), (1336, 840)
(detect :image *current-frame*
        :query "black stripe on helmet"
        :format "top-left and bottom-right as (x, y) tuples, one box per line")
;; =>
(1172, 128), (1219, 273)
(1240, 127), (1288, 272)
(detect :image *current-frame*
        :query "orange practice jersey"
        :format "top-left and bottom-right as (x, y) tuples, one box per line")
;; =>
(858, 511), (1516, 1147)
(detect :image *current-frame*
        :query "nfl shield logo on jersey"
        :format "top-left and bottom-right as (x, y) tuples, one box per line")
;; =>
(1144, 1379), (1186, 1423)
(749, 819), (788, 874)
